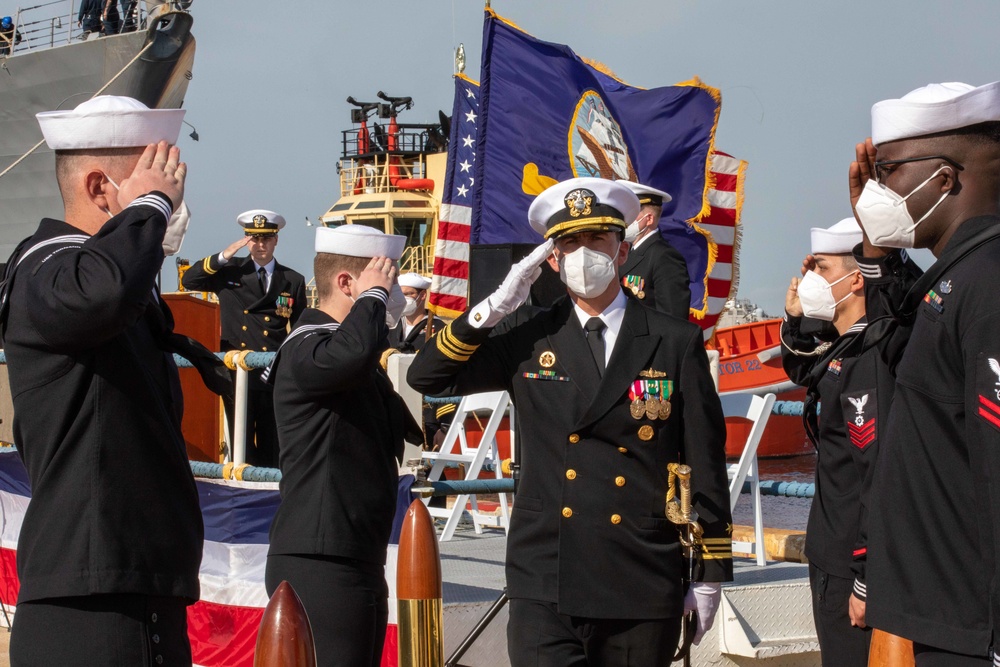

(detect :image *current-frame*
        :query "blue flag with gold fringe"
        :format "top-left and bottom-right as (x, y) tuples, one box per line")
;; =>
(471, 10), (721, 261)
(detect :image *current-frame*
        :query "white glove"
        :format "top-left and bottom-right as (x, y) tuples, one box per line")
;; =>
(683, 582), (721, 645)
(468, 239), (554, 329)
(162, 200), (191, 256)
(385, 284), (407, 328)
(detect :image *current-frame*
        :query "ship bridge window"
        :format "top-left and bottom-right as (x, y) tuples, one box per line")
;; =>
(353, 219), (387, 231)
(329, 203), (353, 212)
(355, 200), (386, 210)
(393, 218), (433, 247)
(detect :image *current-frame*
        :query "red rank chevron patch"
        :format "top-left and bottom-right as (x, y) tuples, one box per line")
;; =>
(848, 419), (876, 449)
(978, 395), (1000, 432)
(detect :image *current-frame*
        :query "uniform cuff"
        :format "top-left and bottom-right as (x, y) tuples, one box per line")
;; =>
(127, 191), (173, 221)
(217, 251), (229, 265)
(853, 246), (909, 281)
(359, 286), (389, 304)
(853, 578), (867, 601)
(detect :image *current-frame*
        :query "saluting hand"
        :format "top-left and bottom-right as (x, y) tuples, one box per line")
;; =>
(118, 141), (187, 210)
(785, 277), (803, 318)
(849, 138), (889, 256)
(222, 236), (251, 260)
(356, 256), (398, 295)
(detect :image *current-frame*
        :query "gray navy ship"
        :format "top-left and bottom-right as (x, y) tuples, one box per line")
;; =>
(0, 0), (195, 260)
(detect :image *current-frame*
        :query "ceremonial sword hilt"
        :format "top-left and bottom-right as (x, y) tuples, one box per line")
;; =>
(666, 463), (704, 549)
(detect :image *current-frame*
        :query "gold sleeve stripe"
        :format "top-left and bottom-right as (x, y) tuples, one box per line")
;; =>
(438, 332), (475, 358)
(436, 333), (475, 362)
(436, 404), (457, 418)
(441, 325), (478, 352)
(702, 538), (733, 544)
(203, 256), (218, 275)
(699, 552), (733, 560)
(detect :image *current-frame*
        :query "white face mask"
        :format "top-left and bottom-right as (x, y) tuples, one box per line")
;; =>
(401, 296), (418, 318)
(855, 166), (950, 248)
(384, 283), (407, 328)
(796, 269), (858, 321)
(624, 221), (641, 244)
(557, 244), (619, 299)
(103, 173), (190, 255)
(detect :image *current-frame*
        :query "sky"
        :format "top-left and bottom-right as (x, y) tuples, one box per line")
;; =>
(170, 0), (1000, 315)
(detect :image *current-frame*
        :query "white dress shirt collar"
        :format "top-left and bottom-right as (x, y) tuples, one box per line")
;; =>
(572, 289), (628, 365)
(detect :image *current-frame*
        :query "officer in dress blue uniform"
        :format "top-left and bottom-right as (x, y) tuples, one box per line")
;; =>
(617, 181), (691, 320)
(182, 210), (307, 468)
(408, 177), (733, 666)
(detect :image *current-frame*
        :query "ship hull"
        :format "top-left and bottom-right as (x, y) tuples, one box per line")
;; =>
(711, 319), (812, 458)
(0, 13), (195, 260)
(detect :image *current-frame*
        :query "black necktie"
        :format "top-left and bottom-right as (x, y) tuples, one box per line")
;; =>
(584, 317), (606, 377)
(258, 267), (267, 293)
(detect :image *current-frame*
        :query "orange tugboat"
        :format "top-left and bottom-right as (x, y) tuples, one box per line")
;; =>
(708, 316), (811, 458)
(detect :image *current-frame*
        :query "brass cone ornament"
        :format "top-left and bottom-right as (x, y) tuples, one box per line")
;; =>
(397, 499), (444, 667)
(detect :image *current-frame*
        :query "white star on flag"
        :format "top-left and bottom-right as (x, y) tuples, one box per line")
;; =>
(466, 89), (476, 99)
(462, 135), (474, 148)
(465, 110), (477, 123)
(459, 160), (471, 173)
(456, 184), (469, 197)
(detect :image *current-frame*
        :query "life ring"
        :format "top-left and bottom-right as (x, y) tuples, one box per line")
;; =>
(395, 178), (434, 191)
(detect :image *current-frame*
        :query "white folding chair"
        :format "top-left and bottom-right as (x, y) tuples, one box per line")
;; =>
(720, 392), (776, 567)
(421, 391), (512, 541)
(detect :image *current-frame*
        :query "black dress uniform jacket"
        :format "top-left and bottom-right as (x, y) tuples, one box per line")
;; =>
(619, 234), (690, 320)
(408, 295), (733, 619)
(782, 316), (884, 598)
(268, 296), (407, 566)
(181, 253), (307, 352)
(389, 315), (443, 354)
(857, 216), (1000, 656)
(2, 194), (203, 604)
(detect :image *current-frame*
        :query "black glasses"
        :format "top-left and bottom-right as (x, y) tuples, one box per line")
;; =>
(873, 155), (964, 184)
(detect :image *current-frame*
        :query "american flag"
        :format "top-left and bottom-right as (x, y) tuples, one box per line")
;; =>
(427, 74), (479, 319)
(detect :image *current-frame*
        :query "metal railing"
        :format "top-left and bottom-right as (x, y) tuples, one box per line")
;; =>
(399, 244), (430, 275)
(338, 153), (430, 197)
(4, 0), (169, 55)
(340, 122), (441, 159)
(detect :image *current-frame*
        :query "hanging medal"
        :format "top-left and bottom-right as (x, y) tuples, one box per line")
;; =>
(629, 381), (645, 419)
(658, 380), (673, 420)
(645, 380), (660, 420)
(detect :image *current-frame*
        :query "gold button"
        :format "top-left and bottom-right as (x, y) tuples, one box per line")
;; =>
(618, 447), (628, 454)
(566, 469), (577, 480)
(241, 325), (247, 331)
(568, 434), (580, 444)
(264, 316), (271, 322)
(244, 310), (249, 314)
(263, 331), (269, 336)
(638, 425), (654, 441)
(611, 514), (621, 524)
(615, 476), (626, 487)
(240, 343), (247, 348)
(562, 507), (573, 518)
(262, 346), (268, 351)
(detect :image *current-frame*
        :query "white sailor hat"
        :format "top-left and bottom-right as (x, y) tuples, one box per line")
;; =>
(238, 209), (285, 236)
(315, 224), (405, 260)
(398, 272), (432, 290)
(528, 177), (640, 240)
(617, 180), (672, 208)
(871, 81), (1000, 146)
(811, 217), (862, 255)
(36, 95), (184, 151)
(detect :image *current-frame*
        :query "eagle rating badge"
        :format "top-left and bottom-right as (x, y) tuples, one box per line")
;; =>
(842, 392), (876, 450)
(978, 357), (1000, 432)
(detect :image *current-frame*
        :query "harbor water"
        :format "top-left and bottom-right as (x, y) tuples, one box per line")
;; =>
(732, 453), (815, 532)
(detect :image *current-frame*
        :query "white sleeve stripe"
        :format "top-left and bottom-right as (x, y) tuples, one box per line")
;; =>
(858, 264), (883, 279)
(359, 288), (388, 304)
(127, 193), (173, 221)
